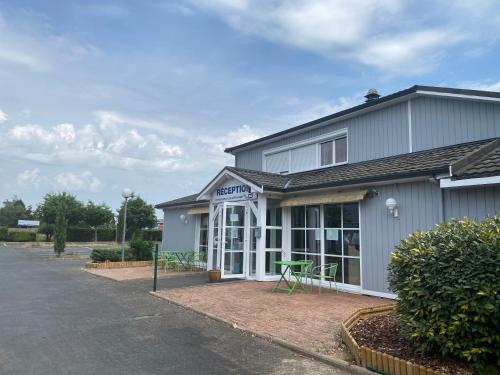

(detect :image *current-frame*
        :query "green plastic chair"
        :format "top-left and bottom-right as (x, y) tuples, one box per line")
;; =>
(159, 251), (176, 272)
(297, 260), (314, 292)
(311, 263), (338, 294)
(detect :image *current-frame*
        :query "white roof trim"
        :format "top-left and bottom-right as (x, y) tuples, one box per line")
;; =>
(416, 90), (500, 103)
(440, 175), (500, 188)
(197, 169), (264, 200)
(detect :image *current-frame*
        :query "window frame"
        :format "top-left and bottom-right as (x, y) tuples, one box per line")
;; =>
(262, 129), (348, 174)
(319, 136), (348, 168)
(290, 202), (361, 287)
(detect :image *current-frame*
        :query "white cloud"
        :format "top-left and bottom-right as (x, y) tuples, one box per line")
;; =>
(0, 109), (7, 124)
(54, 171), (102, 192)
(17, 168), (41, 187)
(188, 0), (500, 74)
(459, 80), (500, 92)
(0, 10), (97, 72)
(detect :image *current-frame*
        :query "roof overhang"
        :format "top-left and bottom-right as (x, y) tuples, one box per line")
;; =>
(440, 175), (500, 189)
(197, 168), (264, 201)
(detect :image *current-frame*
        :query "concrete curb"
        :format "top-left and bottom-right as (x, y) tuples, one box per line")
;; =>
(150, 291), (374, 375)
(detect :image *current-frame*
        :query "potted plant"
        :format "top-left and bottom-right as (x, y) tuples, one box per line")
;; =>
(208, 268), (221, 282)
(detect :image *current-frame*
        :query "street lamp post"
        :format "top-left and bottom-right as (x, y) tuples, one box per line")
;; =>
(121, 188), (133, 262)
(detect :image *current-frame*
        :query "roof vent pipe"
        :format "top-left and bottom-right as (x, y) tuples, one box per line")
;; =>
(364, 88), (380, 102)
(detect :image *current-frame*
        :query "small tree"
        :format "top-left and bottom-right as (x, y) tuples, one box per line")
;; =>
(116, 196), (156, 240)
(84, 201), (115, 241)
(53, 208), (67, 256)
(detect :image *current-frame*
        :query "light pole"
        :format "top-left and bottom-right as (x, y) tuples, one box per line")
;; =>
(121, 188), (133, 262)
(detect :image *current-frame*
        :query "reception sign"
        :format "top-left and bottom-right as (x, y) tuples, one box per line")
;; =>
(213, 180), (258, 203)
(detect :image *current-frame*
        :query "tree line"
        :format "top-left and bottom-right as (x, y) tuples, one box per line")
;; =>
(0, 193), (158, 242)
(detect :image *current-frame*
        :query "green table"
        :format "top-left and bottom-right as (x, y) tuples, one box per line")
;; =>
(272, 260), (311, 295)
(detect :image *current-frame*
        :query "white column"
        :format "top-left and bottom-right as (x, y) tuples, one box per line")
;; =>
(256, 194), (267, 281)
(282, 206), (291, 261)
(207, 201), (214, 270)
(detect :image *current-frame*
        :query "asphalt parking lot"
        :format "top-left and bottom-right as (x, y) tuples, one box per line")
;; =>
(0, 245), (347, 375)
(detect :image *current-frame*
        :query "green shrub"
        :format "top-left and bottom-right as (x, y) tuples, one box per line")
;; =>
(6, 231), (36, 242)
(96, 227), (116, 241)
(129, 237), (153, 261)
(66, 227), (94, 242)
(0, 227), (8, 241)
(141, 229), (162, 242)
(388, 217), (500, 370)
(90, 248), (133, 263)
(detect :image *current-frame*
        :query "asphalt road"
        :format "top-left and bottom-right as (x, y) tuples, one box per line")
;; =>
(0, 246), (348, 375)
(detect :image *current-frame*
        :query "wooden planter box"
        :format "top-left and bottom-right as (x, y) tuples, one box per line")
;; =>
(341, 305), (446, 375)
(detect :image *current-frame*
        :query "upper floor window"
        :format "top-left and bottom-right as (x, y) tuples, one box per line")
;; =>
(320, 136), (347, 166)
(263, 130), (348, 174)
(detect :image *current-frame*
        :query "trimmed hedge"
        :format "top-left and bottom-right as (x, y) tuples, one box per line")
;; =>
(0, 228), (36, 242)
(0, 227), (8, 241)
(97, 227), (116, 241)
(388, 217), (500, 371)
(90, 248), (133, 262)
(67, 227), (94, 242)
(141, 229), (162, 242)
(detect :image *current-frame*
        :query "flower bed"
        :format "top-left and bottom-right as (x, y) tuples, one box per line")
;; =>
(85, 260), (160, 269)
(341, 305), (474, 375)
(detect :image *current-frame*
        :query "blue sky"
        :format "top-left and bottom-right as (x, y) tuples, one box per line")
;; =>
(0, 0), (499, 214)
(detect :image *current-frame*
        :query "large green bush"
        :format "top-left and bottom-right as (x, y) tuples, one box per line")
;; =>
(388, 217), (500, 370)
(90, 248), (133, 262)
(129, 237), (153, 261)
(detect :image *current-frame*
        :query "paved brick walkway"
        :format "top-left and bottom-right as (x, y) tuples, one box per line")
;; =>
(155, 281), (394, 361)
(84, 266), (202, 281)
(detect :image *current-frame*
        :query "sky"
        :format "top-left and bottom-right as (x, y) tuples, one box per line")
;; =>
(0, 0), (500, 215)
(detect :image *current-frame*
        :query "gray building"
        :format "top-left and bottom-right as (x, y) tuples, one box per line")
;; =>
(156, 85), (500, 298)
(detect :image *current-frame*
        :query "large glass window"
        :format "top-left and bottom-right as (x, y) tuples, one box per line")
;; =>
(291, 205), (321, 270)
(265, 200), (282, 275)
(324, 203), (360, 285)
(291, 203), (360, 286)
(198, 213), (209, 262)
(223, 205), (245, 275)
(212, 207), (221, 269)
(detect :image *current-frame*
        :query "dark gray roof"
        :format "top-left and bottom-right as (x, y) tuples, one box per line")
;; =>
(455, 142), (500, 179)
(155, 194), (208, 209)
(227, 138), (497, 192)
(157, 138), (499, 209)
(224, 85), (500, 154)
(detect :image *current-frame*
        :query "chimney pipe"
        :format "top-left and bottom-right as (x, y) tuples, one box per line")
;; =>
(364, 88), (380, 102)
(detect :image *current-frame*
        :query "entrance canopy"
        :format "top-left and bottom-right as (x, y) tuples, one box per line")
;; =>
(197, 168), (264, 202)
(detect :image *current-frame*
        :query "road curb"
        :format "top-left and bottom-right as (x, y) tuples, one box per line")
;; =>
(150, 291), (374, 375)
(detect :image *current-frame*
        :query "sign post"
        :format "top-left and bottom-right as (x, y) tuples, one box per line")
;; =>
(153, 243), (159, 292)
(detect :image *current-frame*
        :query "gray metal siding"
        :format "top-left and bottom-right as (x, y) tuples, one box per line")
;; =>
(265, 150), (289, 173)
(361, 181), (442, 294)
(162, 208), (196, 251)
(444, 186), (500, 220)
(235, 102), (409, 170)
(412, 96), (500, 152)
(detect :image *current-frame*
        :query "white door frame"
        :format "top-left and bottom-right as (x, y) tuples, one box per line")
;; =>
(221, 201), (249, 279)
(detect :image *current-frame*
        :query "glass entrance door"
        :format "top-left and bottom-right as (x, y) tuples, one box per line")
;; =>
(221, 202), (247, 278)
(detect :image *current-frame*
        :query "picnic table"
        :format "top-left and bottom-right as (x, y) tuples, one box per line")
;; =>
(272, 260), (311, 295)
